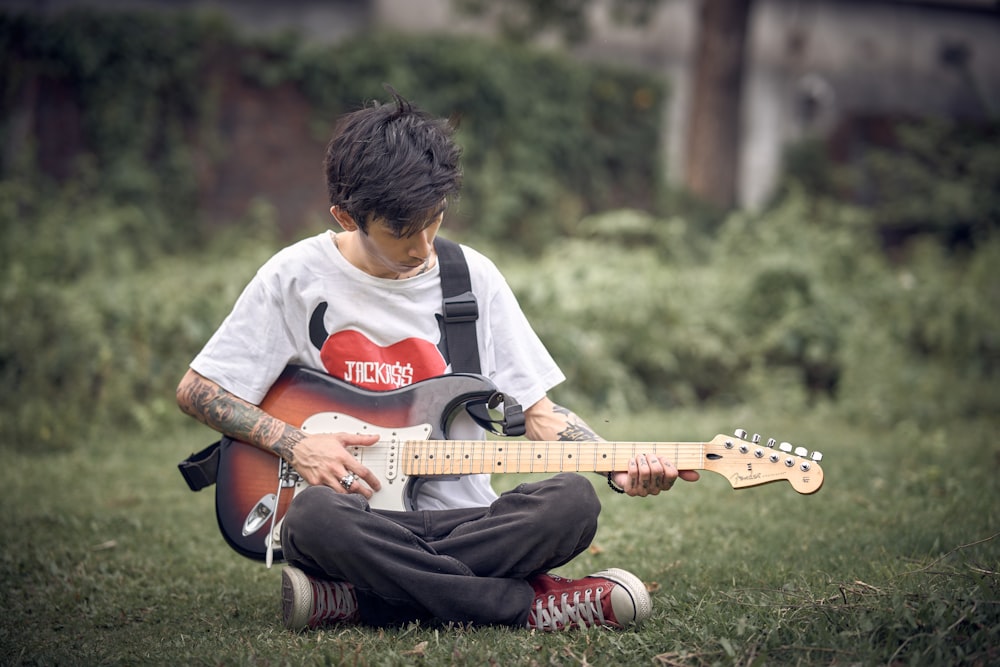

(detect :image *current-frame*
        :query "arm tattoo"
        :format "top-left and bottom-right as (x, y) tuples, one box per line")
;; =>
(178, 373), (302, 464)
(551, 404), (601, 442)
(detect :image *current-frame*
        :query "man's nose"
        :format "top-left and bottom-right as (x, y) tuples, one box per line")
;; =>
(410, 229), (434, 257)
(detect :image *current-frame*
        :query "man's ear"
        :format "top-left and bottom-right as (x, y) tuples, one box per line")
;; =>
(330, 206), (359, 232)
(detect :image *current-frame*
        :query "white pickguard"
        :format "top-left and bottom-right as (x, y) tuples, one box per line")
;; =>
(300, 412), (433, 511)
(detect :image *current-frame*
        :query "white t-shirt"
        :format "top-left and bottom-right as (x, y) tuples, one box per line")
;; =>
(192, 231), (565, 510)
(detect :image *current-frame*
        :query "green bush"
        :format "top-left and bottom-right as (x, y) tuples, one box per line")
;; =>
(507, 192), (998, 426)
(4, 179), (995, 451)
(261, 31), (665, 247)
(0, 176), (277, 450)
(1, 10), (229, 232)
(857, 119), (1000, 246)
(781, 118), (1000, 248)
(1, 9), (665, 250)
(836, 235), (1000, 426)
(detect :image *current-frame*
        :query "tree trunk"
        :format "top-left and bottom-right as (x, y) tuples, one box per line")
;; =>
(684, 0), (752, 210)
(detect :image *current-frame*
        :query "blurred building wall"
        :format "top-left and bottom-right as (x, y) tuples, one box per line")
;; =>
(742, 0), (999, 208)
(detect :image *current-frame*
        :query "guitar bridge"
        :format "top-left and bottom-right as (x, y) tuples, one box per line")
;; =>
(278, 459), (300, 488)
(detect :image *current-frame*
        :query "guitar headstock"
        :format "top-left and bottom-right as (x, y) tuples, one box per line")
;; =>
(705, 429), (824, 494)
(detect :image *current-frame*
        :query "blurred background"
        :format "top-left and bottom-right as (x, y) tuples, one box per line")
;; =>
(2, 0), (998, 450)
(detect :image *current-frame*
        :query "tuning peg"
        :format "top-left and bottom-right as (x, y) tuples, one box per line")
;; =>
(779, 442), (792, 453)
(766, 438), (776, 448)
(794, 446), (808, 457)
(734, 428), (748, 440)
(751, 433), (762, 444)
(811, 451), (823, 462)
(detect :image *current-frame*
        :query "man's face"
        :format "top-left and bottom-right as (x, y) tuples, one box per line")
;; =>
(357, 212), (443, 279)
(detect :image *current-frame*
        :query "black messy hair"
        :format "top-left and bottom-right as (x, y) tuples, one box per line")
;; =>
(323, 86), (462, 238)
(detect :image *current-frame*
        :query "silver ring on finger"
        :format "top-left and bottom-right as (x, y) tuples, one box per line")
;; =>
(340, 472), (357, 490)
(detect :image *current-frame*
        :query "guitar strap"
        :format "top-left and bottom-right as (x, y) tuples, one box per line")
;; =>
(178, 437), (224, 492)
(434, 237), (481, 375)
(435, 237), (525, 437)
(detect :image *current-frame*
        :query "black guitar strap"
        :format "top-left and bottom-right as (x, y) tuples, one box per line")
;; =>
(434, 237), (481, 375)
(434, 237), (525, 437)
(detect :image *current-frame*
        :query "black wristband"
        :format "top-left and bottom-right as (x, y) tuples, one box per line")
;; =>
(607, 472), (626, 494)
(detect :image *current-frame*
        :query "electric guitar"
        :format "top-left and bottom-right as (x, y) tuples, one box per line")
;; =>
(215, 366), (825, 562)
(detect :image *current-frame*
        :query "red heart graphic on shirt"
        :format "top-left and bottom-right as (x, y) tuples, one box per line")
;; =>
(320, 329), (447, 390)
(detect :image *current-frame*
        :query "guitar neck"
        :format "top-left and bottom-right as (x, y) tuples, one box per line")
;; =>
(401, 440), (707, 476)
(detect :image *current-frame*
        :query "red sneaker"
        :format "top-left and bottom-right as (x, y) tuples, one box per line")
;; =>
(281, 566), (360, 630)
(527, 568), (652, 631)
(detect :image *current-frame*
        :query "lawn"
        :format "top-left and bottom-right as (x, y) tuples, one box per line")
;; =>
(2, 402), (997, 665)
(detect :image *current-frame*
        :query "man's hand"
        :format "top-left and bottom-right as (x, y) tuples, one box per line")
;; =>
(522, 396), (700, 498)
(290, 431), (382, 498)
(611, 454), (700, 497)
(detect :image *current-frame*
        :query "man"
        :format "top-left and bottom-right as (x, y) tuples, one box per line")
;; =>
(176, 89), (698, 632)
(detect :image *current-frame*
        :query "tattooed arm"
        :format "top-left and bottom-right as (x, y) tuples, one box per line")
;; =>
(524, 396), (698, 497)
(175, 368), (381, 497)
(176, 368), (305, 461)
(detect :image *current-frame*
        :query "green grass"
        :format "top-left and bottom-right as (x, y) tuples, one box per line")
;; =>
(3, 404), (998, 666)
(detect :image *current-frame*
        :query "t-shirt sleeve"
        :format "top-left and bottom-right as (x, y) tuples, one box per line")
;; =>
(190, 271), (299, 405)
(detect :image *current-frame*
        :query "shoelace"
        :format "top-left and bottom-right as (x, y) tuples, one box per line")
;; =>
(530, 585), (607, 630)
(309, 580), (357, 626)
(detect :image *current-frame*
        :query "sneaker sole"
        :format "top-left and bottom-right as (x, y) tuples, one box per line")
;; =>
(591, 568), (652, 627)
(281, 566), (314, 631)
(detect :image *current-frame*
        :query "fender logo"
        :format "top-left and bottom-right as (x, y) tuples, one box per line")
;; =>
(731, 471), (762, 483)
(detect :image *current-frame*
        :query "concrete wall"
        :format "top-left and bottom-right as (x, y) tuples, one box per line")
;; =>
(741, 0), (1000, 207)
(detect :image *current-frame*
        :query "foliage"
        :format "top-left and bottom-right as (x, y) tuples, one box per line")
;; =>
(854, 119), (1000, 246)
(782, 118), (1000, 248)
(0, 9), (232, 230)
(0, 172), (278, 450)
(285, 33), (665, 247)
(454, 0), (661, 44)
(836, 234), (1000, 427)
(4, 179), (996, 450)
(1, 8), (665, 250)
(503, 191), (998, 429)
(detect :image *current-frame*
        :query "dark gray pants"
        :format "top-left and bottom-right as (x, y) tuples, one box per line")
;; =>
(280, 473), (601, 627)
